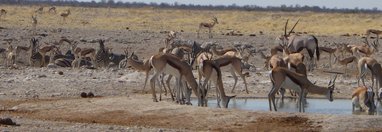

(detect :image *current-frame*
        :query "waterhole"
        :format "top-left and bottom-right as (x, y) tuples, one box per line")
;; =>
(192, 98), (382, 115)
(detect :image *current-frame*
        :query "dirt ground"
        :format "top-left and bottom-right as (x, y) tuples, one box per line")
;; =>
(0, 23), (382, 131)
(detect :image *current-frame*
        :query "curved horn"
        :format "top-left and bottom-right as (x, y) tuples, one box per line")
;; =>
(288, 19), (300, 36)
(284, 19), (289, 36)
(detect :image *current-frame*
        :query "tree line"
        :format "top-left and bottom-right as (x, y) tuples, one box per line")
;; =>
(1, 0), (380, 14)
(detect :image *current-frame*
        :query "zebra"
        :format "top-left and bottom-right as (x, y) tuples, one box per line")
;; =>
(94, 39), (111, 68)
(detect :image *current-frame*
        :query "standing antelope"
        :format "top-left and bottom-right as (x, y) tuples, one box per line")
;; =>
(149, 53), (203, 106)
(197, 16), (219, 38)
(37, 43), (57, 67)
(366, 29), (382, 44)
(277, 19), (320, 71)
(352, 86), (376, 113)
(5, 44), (15, 67)
(357, 57), (382, 100)
(319, 46), (337, 68)
(269, 67), (336, 112)
(0, 9), (7, 20)
(48, 7), (56, 14)
(71, 42), (96, 68)
(32, 14), (37, 35)
(35, 7), (44, 14)
(60, 9), (71, 23)
(335, 56), (357, 74)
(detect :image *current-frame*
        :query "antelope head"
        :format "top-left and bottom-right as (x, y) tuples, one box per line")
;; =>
(277, 19), (300, 47)
(212, 16), (218, 24)
(327, 74), (338, 102)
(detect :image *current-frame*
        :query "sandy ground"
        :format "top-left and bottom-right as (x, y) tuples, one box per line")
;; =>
(0, 27), (382, 131)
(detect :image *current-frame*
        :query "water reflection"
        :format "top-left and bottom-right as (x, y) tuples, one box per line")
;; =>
(191, 98), (382, 115)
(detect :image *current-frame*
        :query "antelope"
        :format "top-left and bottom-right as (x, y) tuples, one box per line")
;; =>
(357, 57), (382, 99)
(199, 59), (236, 108)
(0, 9), (7, 20)
(277, 19), (320, 71)
(32, 14), (37, 35)
(197, 16), (219, 38)
(123, 50), (152, 93)
(210, 45), (237, 57)
(269, 67), (337, 112)
(259, 51), (272, 70)
(366, 29), (382, 44)
(48, 7), (56, 14)
(71, 42), (96, 68)
(336, 43), (353, 57)
(350, 38), (379, 57)
(164, 31), (178, 48)
(60, 9), (71, 23)
(149, 53), (203, 106)
(319, 46), (337, 67)
(335, 56), (357, 74)
(5, 44), (15, 67)
(37, 42), (57, 67)
(352, 86), (376, 113)
(35, 7), (44, 14)
(212, 55), (249, 93)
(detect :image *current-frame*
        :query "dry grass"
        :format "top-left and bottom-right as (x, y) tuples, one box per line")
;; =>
(0, 5), (382, 35)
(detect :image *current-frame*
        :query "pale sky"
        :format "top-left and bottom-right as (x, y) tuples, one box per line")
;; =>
(80, 0), (381, 9)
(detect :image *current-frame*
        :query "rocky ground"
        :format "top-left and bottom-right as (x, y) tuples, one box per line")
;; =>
(0, 27), (381, 131)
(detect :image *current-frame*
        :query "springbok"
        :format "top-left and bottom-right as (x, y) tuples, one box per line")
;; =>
(269, 67), (336, 112)
(277, 19), (320, 71)
(357, 57), (382, 99)
(351, 38), (379, 57)
(0, 9), (6, 20)
(319, 46), (337, 68)
(366, 29), (382, 44)
(149, 53), (203, 106)
(48, 7), (56, 14)
(199, 59), (236, 108)
(197, 16), (219, 38)
(60, 9), (71, 23)
(352, 86), (376, 113)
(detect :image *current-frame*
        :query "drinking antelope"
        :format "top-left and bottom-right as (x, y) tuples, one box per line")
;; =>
(357, 57), (382, 99)
(352, 86), (376, 113)
(149, 53), (202, 106)
(269, 67), (336, 112)
(197, 16), (219, 38)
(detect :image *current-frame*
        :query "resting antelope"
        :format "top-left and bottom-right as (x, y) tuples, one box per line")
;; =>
(149, 53), (202, 106)
(197, 16), (219, 38)
(277, 19), (320, 71)
(357, 57), (382, 99)
(352, 86), (376, 113)
(269, 67), (336, 112)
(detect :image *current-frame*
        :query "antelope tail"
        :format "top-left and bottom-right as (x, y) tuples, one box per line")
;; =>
(313, 36), (320, 61)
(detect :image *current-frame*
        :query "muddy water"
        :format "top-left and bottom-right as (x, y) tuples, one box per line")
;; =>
(192, 98), (382, 115)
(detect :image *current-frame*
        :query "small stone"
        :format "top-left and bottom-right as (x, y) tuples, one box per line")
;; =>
(58, 71), (64, 75)
(87, 92), (94, 98)
(80, 92), (87, 98)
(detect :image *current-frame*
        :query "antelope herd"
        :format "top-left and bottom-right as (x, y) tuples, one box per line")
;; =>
(1, 6), (382, 114)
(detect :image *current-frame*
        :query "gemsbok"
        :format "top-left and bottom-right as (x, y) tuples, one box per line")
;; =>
(277, 19), (320, 71)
